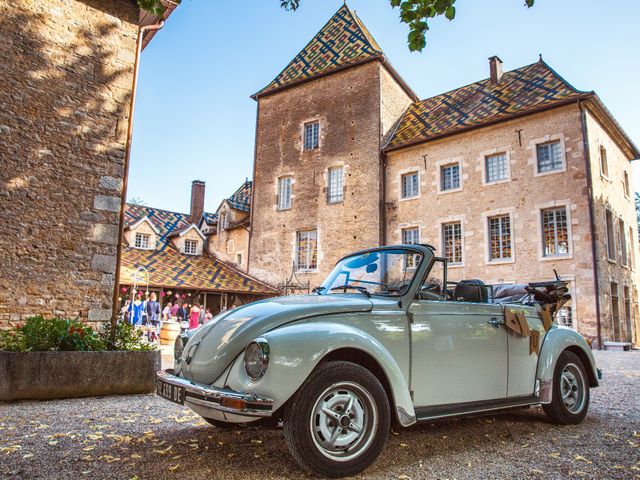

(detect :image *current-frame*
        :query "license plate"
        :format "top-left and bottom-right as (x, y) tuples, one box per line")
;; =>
(156, 379), (185, 405)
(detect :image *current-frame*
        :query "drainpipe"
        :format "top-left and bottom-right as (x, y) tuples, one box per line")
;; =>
(111, 21), (165, 329)
(578, 99), (603, 349)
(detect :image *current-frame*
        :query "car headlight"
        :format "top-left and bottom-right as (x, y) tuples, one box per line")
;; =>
(243, 339), (269, 380)
(174, 333), (188, 361)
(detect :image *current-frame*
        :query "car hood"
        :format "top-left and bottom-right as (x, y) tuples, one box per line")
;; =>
(179, 294), (373, 384)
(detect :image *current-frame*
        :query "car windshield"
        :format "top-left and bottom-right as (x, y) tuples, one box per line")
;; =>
(319, 248), (423, 297)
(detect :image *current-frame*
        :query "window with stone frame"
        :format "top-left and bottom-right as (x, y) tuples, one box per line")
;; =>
(327, 167), (344, 203)
(442, 222), (463, 264)
(611, 282), (621, 341)
(541, 207), (569, 256)
(605, 209), (616, 261)
(401, 227), (420, 269)
(237, 253), (243, 265)
(624, 171), (631, 198)
(218, 212), (229, 233)
(134, 233), (150, 249)
(536, 140), (563, 173)
(303, 121), (320, 151)
(440, 163), (460, 191)
(485, 153), (508, 183)
(277, 177), (292, 210)
(599, 146), (609, 178)
(488, 215), (512, 261)
(620, 218), (628, 266)
(184, 239), (198, 255)
(630, 226), (635, 268)
(296, 230), (318, 271)
(401, 172), (419, 199)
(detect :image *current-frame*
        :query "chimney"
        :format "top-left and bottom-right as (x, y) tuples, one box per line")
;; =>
(489, 55), (503, 84)
(190, 180), (205, 224)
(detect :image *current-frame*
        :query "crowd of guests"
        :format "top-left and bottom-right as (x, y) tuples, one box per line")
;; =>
(120, 291), (230, 342)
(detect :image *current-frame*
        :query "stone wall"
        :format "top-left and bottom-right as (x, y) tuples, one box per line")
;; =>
(385, 104), (604, 339)
(249, 61), (386, 287)
(584, 107), (640, 345)
(208, 224), (250, 271)
(0, 0), (138, 325)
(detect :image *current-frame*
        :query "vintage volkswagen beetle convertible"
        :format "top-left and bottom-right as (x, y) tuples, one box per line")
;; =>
(157, 245), (600, 477)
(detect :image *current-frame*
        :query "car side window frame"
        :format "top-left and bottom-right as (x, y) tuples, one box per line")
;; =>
(416, 256), (449, 302)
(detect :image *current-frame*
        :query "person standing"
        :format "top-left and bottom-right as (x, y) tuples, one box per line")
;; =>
(147, 293), (161, 341)
(176, 302), (188, 326)
(129, 294), (144, 326)
(189, 303), (201, 330)
(204, 308), (214, 324)
(162, 301), (173, 322)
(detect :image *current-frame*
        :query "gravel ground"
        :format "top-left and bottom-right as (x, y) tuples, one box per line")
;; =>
(1, 350), (638, 480)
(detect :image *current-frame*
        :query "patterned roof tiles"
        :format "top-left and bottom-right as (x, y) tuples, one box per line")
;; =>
(125, 204), (192, 250)
(119, 248), (277, 294)
(254, 4), (383, 98)
(226, 180), (252, 212)
(385, 61), (588, 151)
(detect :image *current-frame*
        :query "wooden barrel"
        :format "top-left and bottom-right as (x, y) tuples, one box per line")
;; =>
(160, 321), (181, 346)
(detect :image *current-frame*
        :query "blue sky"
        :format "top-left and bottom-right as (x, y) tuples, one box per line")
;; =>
(130, 0), (640, 213)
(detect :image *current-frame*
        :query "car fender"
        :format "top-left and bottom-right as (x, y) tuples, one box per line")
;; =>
(224, 321), (416, 427)
(536, 326), (599, 400)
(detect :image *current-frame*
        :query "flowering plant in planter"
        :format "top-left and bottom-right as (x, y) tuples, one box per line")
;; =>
(0, 316), (154, 352)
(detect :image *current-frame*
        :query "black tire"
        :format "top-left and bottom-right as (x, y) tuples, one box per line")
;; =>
(283, 361), (390, 478)
(542, 350), (590, 425)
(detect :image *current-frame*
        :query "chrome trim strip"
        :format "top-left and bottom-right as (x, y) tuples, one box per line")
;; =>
(156, 370), (274, 417)
(416, 400), (540, 422)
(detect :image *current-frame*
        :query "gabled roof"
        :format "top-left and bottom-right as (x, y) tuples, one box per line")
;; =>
(226, 180), (252, 212)
(385, 60), (589, 152)
(200, 212), (218, 226)
(253, 4), (384, 98)
(167, 223), (206, 240)
(125, 204), (216, 250)
(119, 248), (277, 294)
(125, 215), (160, 235)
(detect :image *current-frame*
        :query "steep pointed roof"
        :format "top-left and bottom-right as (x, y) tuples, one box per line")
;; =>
(385, 60), (589, 151)
(253, 4), (384, 98)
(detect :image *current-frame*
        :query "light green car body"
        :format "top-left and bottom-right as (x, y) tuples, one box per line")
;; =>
(167, 245), (599, 427)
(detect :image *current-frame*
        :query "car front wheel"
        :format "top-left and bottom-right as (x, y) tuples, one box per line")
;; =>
(542, 350), (590, 425)
(283, 361), (390, 477)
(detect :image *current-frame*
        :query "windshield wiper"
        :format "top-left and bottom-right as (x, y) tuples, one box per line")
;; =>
(329, 285), (371, 297)
(312, 286), (326, 295)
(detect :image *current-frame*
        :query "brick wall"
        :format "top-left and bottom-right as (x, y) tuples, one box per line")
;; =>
(385, 104), (604, 338)
(0, 0), (138, 325)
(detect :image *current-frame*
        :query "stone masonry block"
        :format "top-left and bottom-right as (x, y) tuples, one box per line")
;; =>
(91, 254), (117, 273)
(94, 195), (121, 212)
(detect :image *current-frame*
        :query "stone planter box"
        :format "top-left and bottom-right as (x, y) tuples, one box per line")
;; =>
(0, 350), (160, 402)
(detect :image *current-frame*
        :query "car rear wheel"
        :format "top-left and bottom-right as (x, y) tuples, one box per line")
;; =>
(542, 350), (590, 425)
(283, 361), (390, 477)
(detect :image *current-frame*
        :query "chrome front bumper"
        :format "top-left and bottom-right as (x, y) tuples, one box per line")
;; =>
(156, 370), (274, 417)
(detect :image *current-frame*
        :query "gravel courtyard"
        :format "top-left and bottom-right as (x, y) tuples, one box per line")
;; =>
(1, 350), (638, 480)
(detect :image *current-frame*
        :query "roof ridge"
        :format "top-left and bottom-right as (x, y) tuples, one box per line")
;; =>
(126, 203), (189, 219)
(538, 57), (590, 95)
(252, 4), (384, 98)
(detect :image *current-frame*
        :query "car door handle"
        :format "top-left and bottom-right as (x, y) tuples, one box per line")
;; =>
(488, 317), (505, 328)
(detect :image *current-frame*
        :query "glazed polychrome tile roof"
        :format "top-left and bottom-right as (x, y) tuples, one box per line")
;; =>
(125, 204), (194, 250)
(254, 4), (383, 97)
(226, 180), (252, 212)
(119, 248), (276, 294)
(385, 61), (588, 151)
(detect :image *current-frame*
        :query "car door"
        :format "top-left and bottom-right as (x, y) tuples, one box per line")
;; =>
(409, 299), (508, 408)
(505, 304), (547, 397)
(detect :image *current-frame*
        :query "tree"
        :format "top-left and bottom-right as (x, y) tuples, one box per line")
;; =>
(128, 197), (147, 206)
(138, 0), (535, 52)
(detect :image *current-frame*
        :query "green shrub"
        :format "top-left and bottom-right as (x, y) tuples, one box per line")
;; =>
(0, 316), (156, 352)
(0, 316), (105, 352)
(99, 321), (155, 352)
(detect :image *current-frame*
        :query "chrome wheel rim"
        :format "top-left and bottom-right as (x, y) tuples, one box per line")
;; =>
(560, 362), (586, 414)
(310, 382), (378, 462)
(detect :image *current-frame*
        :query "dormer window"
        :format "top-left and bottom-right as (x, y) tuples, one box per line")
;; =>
(184, 239), (198, 255)
(218, 212), (228, 233)
(134, 233), (150, 249)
